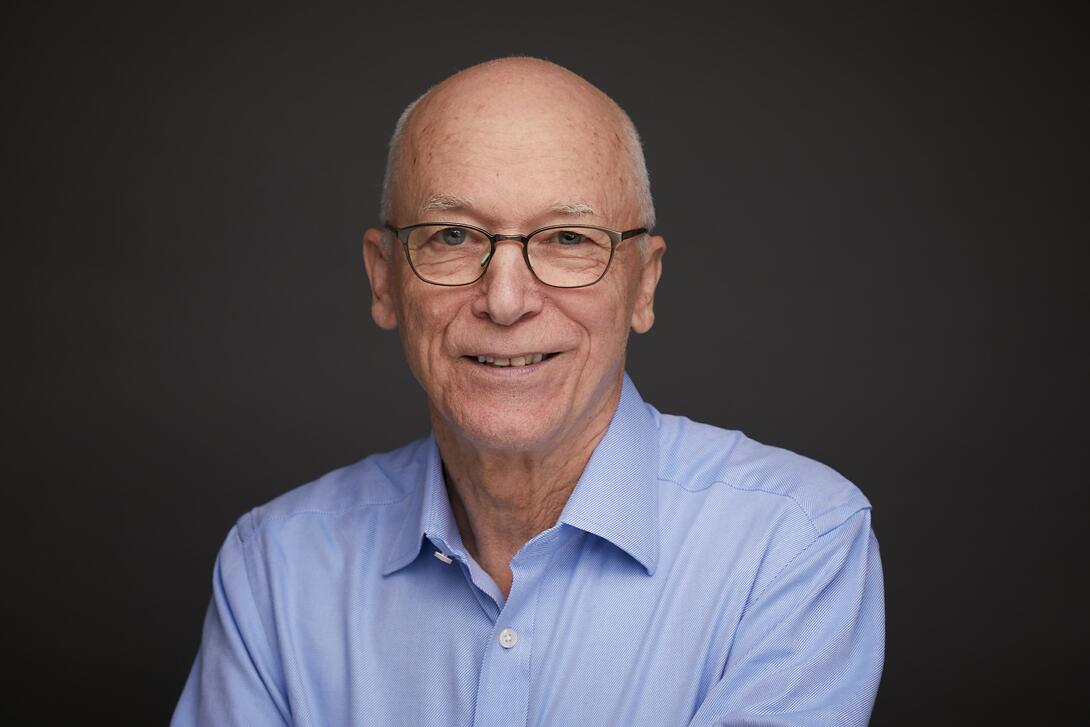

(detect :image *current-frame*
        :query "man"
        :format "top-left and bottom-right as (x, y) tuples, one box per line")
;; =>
(173, 57), (884, 726)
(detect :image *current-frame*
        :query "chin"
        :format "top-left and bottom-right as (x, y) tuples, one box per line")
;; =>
(444, 398), (567, 453)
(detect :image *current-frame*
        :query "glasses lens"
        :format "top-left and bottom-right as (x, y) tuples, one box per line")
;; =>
(527, 227), (614, 287)
(405, 225), (491, 285)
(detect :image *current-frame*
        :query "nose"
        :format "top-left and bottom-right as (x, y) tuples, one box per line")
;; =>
(471, 240), (543, 326)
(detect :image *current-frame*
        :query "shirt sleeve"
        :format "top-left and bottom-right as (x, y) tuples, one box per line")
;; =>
(171, 525), (291, 727)
(688, 508), (885, 727)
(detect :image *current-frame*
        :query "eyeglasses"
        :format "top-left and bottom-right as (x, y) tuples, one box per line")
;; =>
(384, 222), (648, 288)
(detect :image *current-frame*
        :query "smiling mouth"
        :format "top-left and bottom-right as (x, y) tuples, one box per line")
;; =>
(466, 353), (559, 368)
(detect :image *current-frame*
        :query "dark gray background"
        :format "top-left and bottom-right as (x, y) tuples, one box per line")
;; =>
(4, 2), (1086, 724)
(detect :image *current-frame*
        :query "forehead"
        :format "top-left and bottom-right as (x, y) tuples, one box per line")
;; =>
(396, 84), (635, 225)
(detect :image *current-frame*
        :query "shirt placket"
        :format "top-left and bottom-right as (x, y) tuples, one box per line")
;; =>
(470, 528), (562, 727)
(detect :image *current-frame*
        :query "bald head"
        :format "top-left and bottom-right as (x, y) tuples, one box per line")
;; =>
(379, 57), (654, 233)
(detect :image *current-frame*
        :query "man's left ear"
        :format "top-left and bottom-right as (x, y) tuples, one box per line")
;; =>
(630, 235), (666, 334)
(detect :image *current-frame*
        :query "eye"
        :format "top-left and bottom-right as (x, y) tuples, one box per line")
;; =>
(439, 227), (468, 246)
(557, 230), (586, 245)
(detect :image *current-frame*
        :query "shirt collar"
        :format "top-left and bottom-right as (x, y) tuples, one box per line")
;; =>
(382, 437), (464, 575)
(557, 373), (660, 575)
(382, 372), (660, 576)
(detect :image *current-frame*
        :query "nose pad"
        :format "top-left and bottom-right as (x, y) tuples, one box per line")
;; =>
(480, 239), (530, 279)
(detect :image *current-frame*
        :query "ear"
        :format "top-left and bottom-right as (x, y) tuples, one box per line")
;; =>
(630, 235), (666, 334)
(363, 227), (400, 330)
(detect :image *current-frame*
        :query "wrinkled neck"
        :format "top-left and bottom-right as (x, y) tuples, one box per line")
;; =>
(432, 382), (621, 596)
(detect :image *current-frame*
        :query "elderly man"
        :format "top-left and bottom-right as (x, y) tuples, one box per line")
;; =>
(173, 58), (884, 726)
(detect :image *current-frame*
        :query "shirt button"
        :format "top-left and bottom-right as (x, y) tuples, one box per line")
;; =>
(498, 628), (518, 649)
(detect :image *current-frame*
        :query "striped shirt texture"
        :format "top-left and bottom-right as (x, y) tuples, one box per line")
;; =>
(173, 374), (884, 726)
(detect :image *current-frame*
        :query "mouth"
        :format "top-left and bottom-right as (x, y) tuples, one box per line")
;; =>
(464, 352), (560, 368)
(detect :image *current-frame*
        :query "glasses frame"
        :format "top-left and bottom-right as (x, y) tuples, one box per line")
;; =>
(384, 221), (648, 289)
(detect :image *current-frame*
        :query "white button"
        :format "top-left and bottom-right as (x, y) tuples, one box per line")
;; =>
(498, 628), (518, 649)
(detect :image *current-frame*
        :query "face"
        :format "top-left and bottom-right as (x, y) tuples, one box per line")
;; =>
(364, 74), (665, 455)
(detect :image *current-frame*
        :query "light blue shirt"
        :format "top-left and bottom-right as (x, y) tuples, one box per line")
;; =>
(173, 374), (884, 726)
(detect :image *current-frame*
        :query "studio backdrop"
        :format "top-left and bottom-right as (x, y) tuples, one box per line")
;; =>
(3, 3), (1085, 724)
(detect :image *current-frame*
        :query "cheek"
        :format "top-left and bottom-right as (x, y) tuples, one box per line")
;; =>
(393, 281), (434, 366)
(396, 283), (464, 372)
(573, 285), (637, 362)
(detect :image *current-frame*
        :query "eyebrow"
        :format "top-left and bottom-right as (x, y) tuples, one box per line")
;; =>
(550, 200), (596, 216)
(419, 195), (598, 218)
(421, 194), (474, 212)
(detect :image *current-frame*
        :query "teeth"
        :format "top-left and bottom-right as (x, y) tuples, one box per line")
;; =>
(474, 353), (548, 367)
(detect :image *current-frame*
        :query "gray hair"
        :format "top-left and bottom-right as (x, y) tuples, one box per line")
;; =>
(378, 81), (656, 238)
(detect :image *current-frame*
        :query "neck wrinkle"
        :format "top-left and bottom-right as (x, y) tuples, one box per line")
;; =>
(433, 377), (622, 565)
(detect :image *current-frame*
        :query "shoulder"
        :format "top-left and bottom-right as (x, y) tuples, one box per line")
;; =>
(234, 436), (430, 545)
(656, 412), (870, 536)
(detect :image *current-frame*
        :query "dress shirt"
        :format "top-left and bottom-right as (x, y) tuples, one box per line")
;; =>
(172, 374), (884, 726)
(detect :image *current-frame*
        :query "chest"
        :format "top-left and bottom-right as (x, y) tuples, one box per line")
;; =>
(270, 531), (750, 727)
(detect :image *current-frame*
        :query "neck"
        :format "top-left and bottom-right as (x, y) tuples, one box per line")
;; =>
(433, 383), (622, 598)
